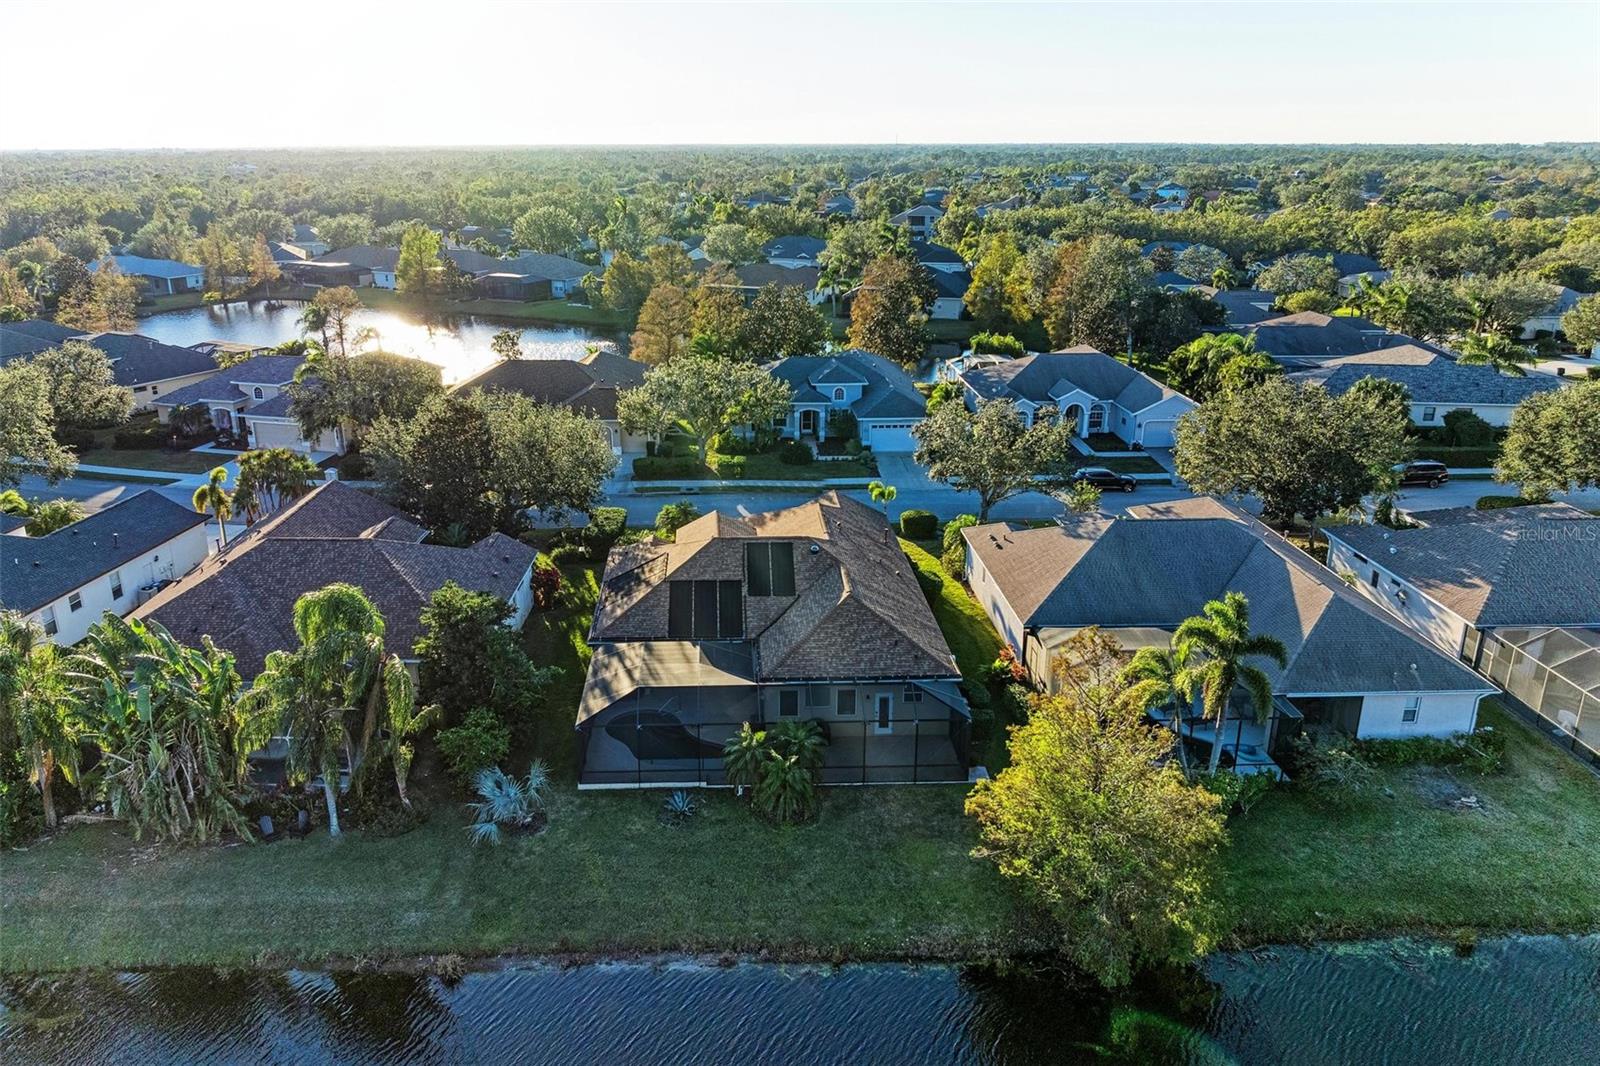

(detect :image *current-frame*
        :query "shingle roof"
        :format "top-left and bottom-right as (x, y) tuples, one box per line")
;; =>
(1289, 345), (1565, 406)
(454, 349), (646, 421)
(890, 205), (944, 222)
(1248, 312), (1418, 362)
(1209, 290), (1280, 327)
(765, 350), (928, 420)
(0, 321), (88, 362)
(2, 491), (208, 614)
(92, 255), (203, 279)
(134, 482), (531, 677)
(1325, 507), (1600, 627)
(311, 246), (400, 271)
(960, 347), (1181, 411)
(929, 269), (972, 299)
(727, 263), (820, 291)
(761, 235), (826, 262)
(150, 355), (306, 409)
(912, 240), (964, 265)
(965, 510), (1488, 695)
(1271, 250), (1382, 277)
(81, 332), (218, 386)
(591, 492), (961, 684)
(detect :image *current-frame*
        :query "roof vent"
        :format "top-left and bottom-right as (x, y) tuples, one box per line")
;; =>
(809, 543), (820, 554)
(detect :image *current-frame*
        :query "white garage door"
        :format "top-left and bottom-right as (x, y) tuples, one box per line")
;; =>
(865, 422), (919, 453)
(1140, 420), (1176, 447)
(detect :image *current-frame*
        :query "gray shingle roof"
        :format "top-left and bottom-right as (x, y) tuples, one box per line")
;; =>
(1209, 290), (1279, 327)
(912, 240), (964, 265)
(150, 355), (306, 409)
(591, 492), (961, 685)
(311, 245), (400, 271)
(1248, 312), (1419, 362)
(1, 321), (88, 362)
(1290, 345), (1565, 406)
(454, 349), (646, 421)
(135, 481), (531, 677)
(965, 509), (1488, 695)
(93, 255), (203, 279)
(765, 350), (927, 421)
(761, 235), (826, 262)
(83, 332), (218, 386)
(960, 347), (1179, 411)
(1325, 507), (1600, 627)
(2, 491), (208, 613)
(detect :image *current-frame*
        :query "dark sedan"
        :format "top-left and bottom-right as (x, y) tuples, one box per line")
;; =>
(1072, 466), (1138, 492)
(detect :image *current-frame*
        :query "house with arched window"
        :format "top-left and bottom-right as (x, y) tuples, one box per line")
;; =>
(764, 350), (929, 453)
(150, 354), (345, 457)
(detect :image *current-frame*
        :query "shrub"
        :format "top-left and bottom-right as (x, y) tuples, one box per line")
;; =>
(631, 456), (707, 480)
(436, 708), (512, 783)
(1283, 737), (1375, 794)
(654, 500), (701, 540)
(899, 509), (937, 539)
(531, 559), (562, 608)
(712, 455), (746, 480)
(826, 409), (859, 442)
(1441, 409), (1495, 447)
(942, 514), (979, 552)
(989, 645), (1028, 684)
(940, 540), (966, 578)
(54, 426), (95, 452)
(548, 543), (590, 566)
(970, 331), (1026, 357)
(778, 441), (813, 466)
(709, 430), (755, 456)
(1417, 446), (1500, 468)
(1194, 771), (1276, 818)
(113, 423), (168, 449)
(0, 748), (43, 848)
(926, 379), (963, 413)
(590, 506), (627, 540)
(1355, 727), (1506, 775)
(1477, 494), (1548, 511)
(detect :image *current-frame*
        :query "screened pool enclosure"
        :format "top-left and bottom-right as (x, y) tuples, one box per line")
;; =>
(1479, 626), (1600, 764)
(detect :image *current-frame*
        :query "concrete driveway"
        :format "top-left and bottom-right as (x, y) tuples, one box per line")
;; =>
(871, 453), (938, 492)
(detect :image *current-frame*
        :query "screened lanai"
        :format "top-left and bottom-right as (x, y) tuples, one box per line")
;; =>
(1479, 627), (1600, 763)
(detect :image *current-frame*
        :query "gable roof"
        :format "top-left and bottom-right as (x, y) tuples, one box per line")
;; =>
(454, 348), (646, 421)
(92, 255), (202, 279)
(929, 269), (972, 300)
(765, 349), (928, 420)
(761, 235), (826, 262)
(1248, 311), (1417, 362)
(311, 245), (400, 271)
(960, 346), (1183, 412)
(81, 332), (219, 386)
(912, 240), (964, 265)
(0, 320), (88, 362)
(965, 508), (1489, 695)
(2, 491), (208, 614)
(149, 354), (306, 408)
(1289, 345), (1565, 406)
(1325, 506), (1600, 627)
(134, 481), (532, 677)
(889, 205), (944, 222)
(591, 492), (959, 683)
(1209, 289), (1280, 327)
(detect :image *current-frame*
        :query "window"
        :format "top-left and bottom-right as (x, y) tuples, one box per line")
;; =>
(68, 592), (83, 612)
(1402, 697), (1421, 723)
(836, 689), (856, 716)
(779, 690), (800, 717)
(744, 542), (795, 597)
(1369, 570), (1380, 589)
(40, 606), (57, 636)
(902, 684), (923, 703)
(151, 385), (159, 396)
(1422, 406), (1437, 422)
(110, 570), (123, 599)
(667, 579), (744, 639)
(806, 684), (829, 707)
(832, 387), (845, 401)
(252, 386), (265, 400)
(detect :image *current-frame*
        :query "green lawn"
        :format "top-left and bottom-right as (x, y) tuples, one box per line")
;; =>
(73, 446), (224, 474)
(139, 292), (208, 315)
(357, 288), (628, 329)
(1221, 702), (1600, 943)
(631, 449), (873, 482)
(1093, 455), (1168, 476)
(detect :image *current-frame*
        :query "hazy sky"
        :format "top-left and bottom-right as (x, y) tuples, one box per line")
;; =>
(4, 1), (1597, 150)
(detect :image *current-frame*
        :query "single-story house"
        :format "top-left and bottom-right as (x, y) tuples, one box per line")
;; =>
(963, 502), (1496, 773)
(577, 492), (970, 788)
(1142, 240), (1194, 258)
(739, 192), (791, 209)
(1207, 289), (1279, 328)
(764, 349), (929, 453)
(1154, 181), (1189, 201)
(699, 262), (825, 306)
(1153, 270), (1204, 292)
(268, 241), (311, 264)
(0, 322), (220, 410)
(1337, 269), (1392, 297)
(1246, 311), (1422, 366)
(1520, 286), (1592, 341)
(1289, 344), (1565, 427)
(957, 346), (1195, 448)
(3, 491), (210, 647)
(290, 224), (329, 257)
(928, 269), (971, 320)
(912, 240), (966, 275)
(150, 353), (345, 455)
(888, 204), (944, 241)
(445, 248), (597, 300)
(454, 347), (651, 455)
(975, 195), (1023, 218)
(820, 193), (855, 217)
(1264, 250), (1383, 279)
(1325, 505), (1600, 761)
(761, 235), (826, 269)
(135, 480), (537, 679)
(287, 245), (400, 289)
(91, 255), (205, 296)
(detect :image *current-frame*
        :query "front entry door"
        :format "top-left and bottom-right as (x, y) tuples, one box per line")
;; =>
(799, 409), (818, 435)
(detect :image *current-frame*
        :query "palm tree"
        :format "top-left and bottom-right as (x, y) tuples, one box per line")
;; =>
(753, 752), (816, 824)
(768, 718), (827, 773)
(192, 467), (233, 547)
(1456, 332), (1532, 377)
(298, 303), (331, 351)
(1121, 643), (1195, 773)
(0, 613), (79, 830)
(375, 655), (438, 810)
(467, 762), (551, 846)
(722, 722), (767, 792)
(868, 480), (898, 517)
(241, 584), (389, 837)
(1174, 592), (1289, 773)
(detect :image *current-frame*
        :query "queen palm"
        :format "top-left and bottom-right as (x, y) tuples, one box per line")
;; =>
(1456, 332), (1532, 377)
(868, 480), (897, 517)
(373, 655), (438, 810)
(1121, 642), (1195, 773)
(0, 612), (79, 830)
(1174, 592), (1289, 773)
(298, 302), (331, 351)
(192, 467), (233, 547)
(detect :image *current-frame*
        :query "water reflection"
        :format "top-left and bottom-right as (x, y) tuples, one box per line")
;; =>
(136, 300), (622, 385)
(4, 938), (1600, 1065)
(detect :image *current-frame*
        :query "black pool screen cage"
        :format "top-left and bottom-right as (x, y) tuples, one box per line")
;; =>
(1479, 626), (1600, 766)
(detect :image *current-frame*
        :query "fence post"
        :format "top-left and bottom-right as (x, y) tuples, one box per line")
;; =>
(912, 712), (920, 784)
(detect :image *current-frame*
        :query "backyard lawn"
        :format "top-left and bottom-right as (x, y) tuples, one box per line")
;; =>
(357, 288), (628, 329)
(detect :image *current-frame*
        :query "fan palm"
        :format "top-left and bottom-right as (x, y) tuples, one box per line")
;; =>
(1455, 332), (1532, 377)
(192, 467), (233, 547)
(467, 762), (550, 845)
(768, 718), (827, 773)
(1121, 642), (1195, 773)
(0, 612), (80, 830)
(1174, 592), (1289, 773)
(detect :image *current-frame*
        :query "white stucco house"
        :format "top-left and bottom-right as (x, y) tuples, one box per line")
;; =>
(956, 346), (1196, 448)
(1520, 286), (1592, 341)
(962, 499), (1497, 774)
(0, 322), (219, 412)
(764, 349), (929, 454)
(1288, 344), (1566, 428)
(2, 492), (210, 647)
(888, 204), (944, 241)
(149, 354), (346, 456)
(91, 255), (205, 296)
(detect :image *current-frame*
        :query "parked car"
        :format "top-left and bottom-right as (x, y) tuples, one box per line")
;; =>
(1072, 466), (1137, 492)
(1398, 460), (1450, 488)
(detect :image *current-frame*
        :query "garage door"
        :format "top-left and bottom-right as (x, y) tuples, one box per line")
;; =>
(1139, 420), (1176, 447)
(865, 422), (919, 453)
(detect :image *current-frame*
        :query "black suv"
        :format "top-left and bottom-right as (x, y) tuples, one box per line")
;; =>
(1072, 466), (1138, 492)
(1398, 460), (1449, 488)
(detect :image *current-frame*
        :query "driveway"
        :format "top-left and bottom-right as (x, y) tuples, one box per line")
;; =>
(872, 454), (939, 492)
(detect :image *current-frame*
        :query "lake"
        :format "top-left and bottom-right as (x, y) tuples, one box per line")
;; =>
(4, 936), (1599, 1064)
(137, 300), (623, 385)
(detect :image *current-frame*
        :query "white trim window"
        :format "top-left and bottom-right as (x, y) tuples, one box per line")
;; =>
(40, 606), (58, 636)
(110, 569), (124, 600)
(1402, 696), (1421, 724)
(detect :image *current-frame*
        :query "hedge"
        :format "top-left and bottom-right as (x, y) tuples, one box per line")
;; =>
(899, 509), (938, 539)
(631, 456), (709, 480)
(1476, 494), (1549, 511)
(712, 455), (746, 479)
(778, 441), (814, 466)
(590, 507), (627, 539)
(1415, 446), (1500, 469)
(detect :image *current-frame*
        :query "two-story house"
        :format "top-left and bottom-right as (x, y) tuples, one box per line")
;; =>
(150, 354), (345, 456)
(577, 493), (971, 788)
(765, 349), (928, 453)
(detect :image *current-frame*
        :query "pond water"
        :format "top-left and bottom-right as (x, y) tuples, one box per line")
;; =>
(136, 300), (623, 385)
(4, 936), (1598, 1065)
